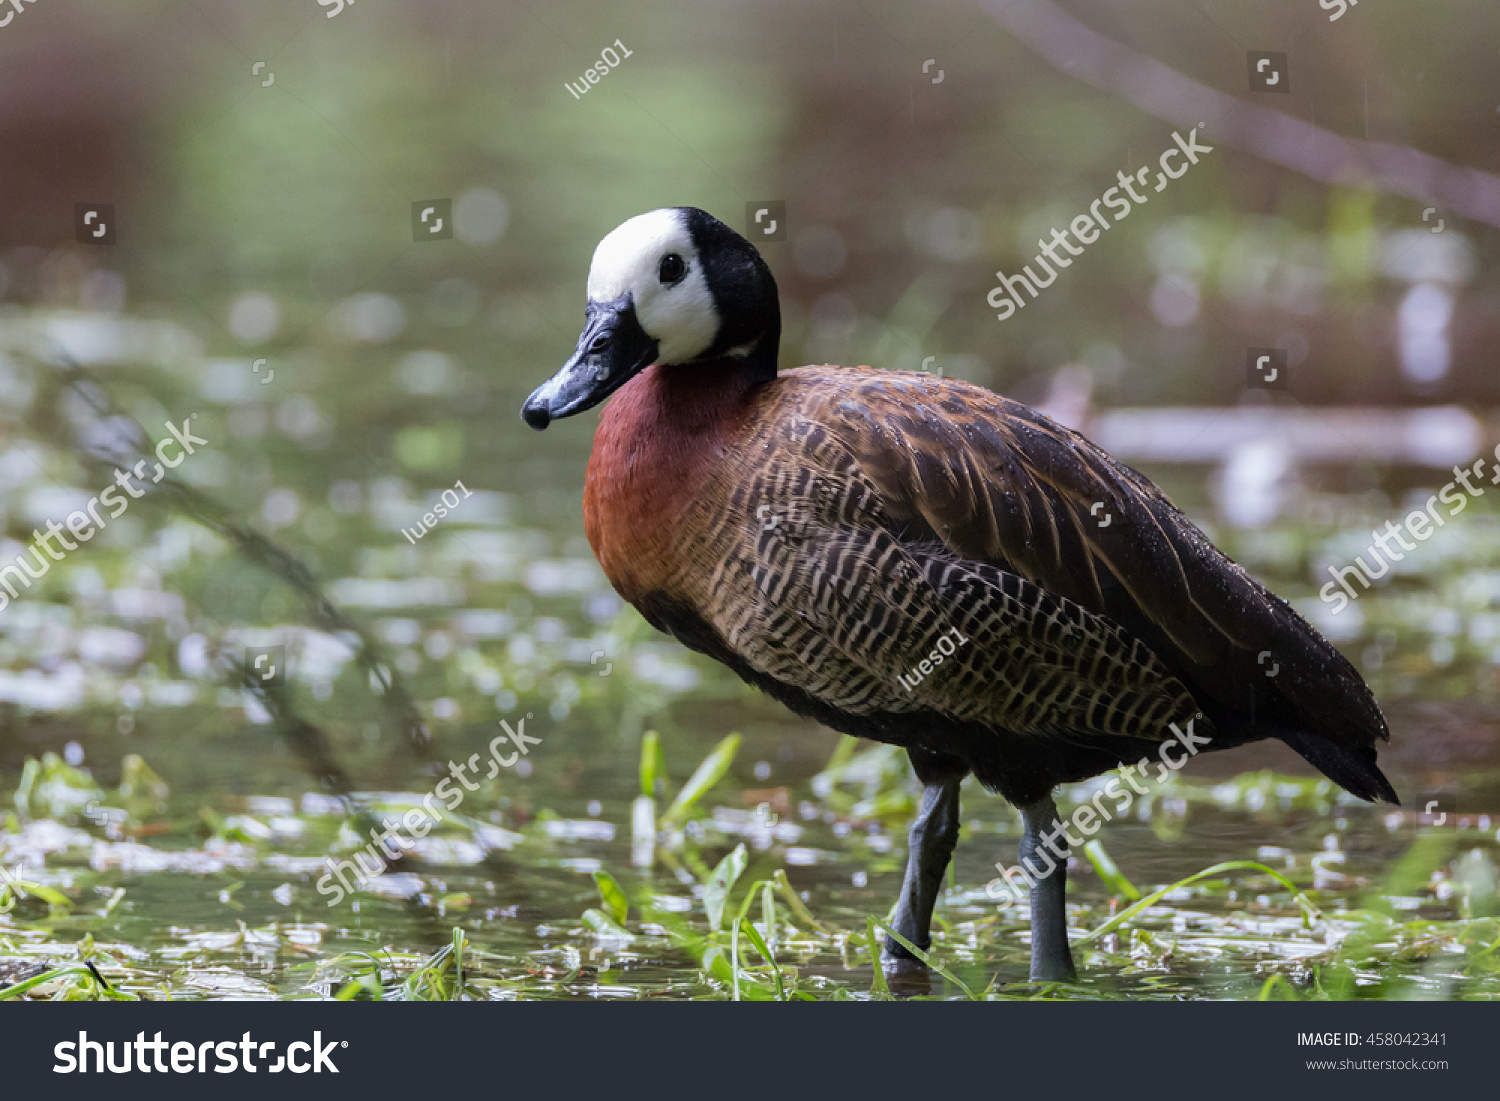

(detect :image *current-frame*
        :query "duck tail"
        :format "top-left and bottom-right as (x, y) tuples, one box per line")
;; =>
(1275, 725), (1399, 805)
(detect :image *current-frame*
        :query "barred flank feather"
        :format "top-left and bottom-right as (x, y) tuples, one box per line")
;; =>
(583, 362), (1395, 807)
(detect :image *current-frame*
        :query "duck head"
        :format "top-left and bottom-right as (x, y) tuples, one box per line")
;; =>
(521, 207), (780, 429)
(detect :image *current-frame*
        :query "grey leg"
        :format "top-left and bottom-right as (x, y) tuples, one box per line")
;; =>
(1018, 795), (1077, 982)
(882, 770), (962, 963)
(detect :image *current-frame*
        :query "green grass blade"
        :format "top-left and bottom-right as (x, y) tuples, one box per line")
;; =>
(662, 733), (741, 827)
(774, 870), (836, 933)
(451, 927), (465, 1000)
(820, 734), (859, 778)
(738, 916), (785, 1000)
(0, 965), (119, 1002)
(630, 794), (656, 868)
(582, 907), (635, 941)
(733, 878), (771, 925)
(593, 869), (629, 924)
(639, 730), (665, 798)
(1258, 973), (1299, 1001)
(704, 843), (748, 932)
(1083, 839), (1140, 900)
(1079, 860), (1320, 944)
(865, 917), (890, 997)
(872, 919), (976, 999)
(730, 918), (742, 1002)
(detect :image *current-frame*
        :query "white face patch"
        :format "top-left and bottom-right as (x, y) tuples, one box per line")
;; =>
(586, 209), (720, 366)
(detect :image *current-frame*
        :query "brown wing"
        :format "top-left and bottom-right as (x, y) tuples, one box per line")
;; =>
(782, 366), (1388, 760)
(706, 401), (1202, 747)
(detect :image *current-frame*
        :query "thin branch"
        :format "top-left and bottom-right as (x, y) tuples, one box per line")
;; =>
(983, 0), (1500, 228)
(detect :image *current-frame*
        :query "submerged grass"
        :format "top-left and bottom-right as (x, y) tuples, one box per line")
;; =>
(1, 732), (1498, 1001)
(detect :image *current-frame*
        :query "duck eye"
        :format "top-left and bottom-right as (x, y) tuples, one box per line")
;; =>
(658, 253), (686, 284)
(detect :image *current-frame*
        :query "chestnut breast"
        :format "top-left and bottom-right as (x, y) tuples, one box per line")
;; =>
(582, 362), (761, 605)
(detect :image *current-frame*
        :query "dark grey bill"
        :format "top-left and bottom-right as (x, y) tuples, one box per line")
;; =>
(520, 298), (658, 430)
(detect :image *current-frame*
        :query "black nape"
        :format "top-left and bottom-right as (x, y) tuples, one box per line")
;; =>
(677, 206), (781, 379)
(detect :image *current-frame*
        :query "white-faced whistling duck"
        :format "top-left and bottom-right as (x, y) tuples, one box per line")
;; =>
(521, 207), (1397, 983)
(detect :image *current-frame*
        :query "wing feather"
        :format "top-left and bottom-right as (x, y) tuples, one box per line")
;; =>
(779, 367), (1386, 751)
